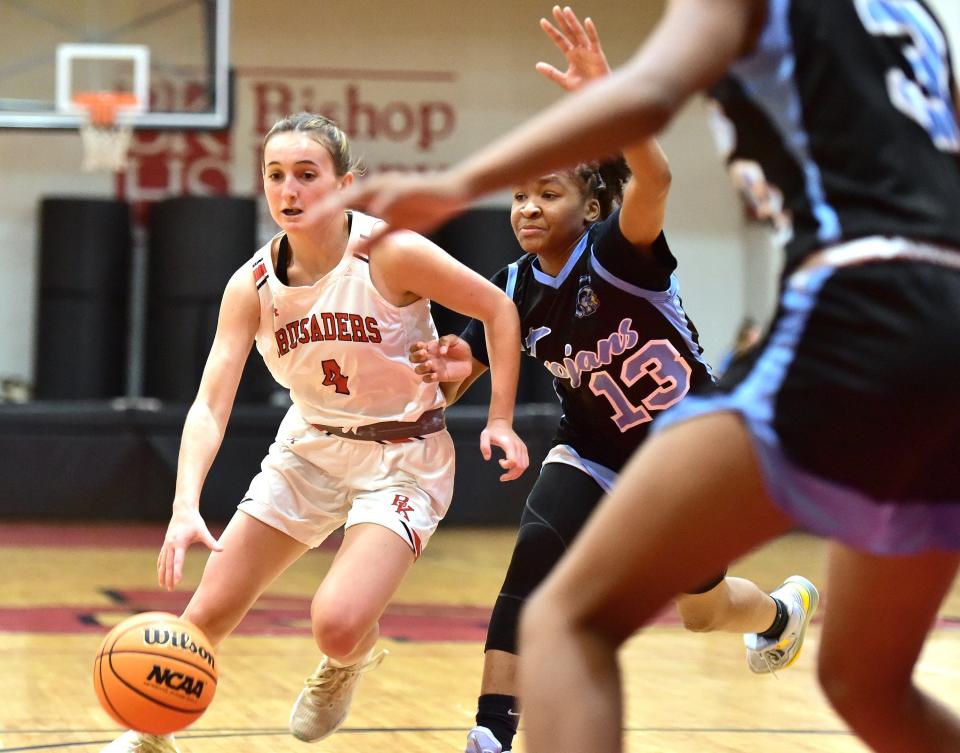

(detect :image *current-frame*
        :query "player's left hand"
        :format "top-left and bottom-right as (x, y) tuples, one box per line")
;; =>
(536, 6), (611, 92)
(480, 418), (529, 482)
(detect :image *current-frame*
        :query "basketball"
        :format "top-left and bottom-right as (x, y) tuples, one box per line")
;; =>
(93, 612), (218, 735)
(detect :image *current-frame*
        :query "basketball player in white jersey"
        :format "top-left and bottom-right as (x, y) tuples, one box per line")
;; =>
(102, 113), (528, 753)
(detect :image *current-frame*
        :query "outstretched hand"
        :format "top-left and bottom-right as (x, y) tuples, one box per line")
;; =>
(409, 334), (475, 383)
(157, 501), (223, 591)
(325, 170), (471, 244)
(536, 6), (611, 92)
(480, 418), (529, 482)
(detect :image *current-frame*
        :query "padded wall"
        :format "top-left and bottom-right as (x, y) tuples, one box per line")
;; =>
(35, 198), (131, 399)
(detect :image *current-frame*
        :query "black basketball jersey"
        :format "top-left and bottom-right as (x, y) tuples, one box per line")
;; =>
(462, 211), (714, 472)
(710, 0), (960, 272)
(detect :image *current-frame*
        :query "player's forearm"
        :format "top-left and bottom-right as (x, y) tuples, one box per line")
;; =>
(451, 0), (751, 200)
(440, 380), (465, 406)
(173, 401), (230, 508)
(453, 64), (676, 200)
(444, 361), (489, 406)
(623, 139), (672, 201)
(481, 304), (522, 424)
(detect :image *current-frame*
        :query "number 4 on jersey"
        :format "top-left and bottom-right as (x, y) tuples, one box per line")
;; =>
(321, 359), (350, 395)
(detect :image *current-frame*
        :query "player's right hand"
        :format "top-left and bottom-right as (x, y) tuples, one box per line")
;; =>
(326, 170), (471, 242)
(409, 334), (474, 383)
(157, 500), (223, 591)
(480, 418), (530, 482)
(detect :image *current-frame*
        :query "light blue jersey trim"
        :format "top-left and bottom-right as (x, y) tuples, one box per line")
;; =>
(589, 250), (677, 301)
(505, 262), (519, 298)
(531, 231), (589, 288)
(591, 253), (714, 378)
(731, 0), (841, 244)
(653, 263), (960, 555)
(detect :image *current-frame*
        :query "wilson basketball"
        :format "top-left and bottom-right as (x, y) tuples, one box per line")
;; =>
(93, 612), (218, 735)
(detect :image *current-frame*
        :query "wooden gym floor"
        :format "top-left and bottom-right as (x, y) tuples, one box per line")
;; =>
(1, 522), (958, 753)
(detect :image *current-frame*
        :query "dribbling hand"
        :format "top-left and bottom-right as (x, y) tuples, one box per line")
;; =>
(157, 501), (223, 591)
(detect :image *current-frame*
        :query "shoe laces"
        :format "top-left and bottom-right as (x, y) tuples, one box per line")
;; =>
(303, 650), (387, 705)
(758, 648), (782, 677)
(756, 619), (798, 677)
(131, 734), (178, 753)
(757, 585), (807, 675)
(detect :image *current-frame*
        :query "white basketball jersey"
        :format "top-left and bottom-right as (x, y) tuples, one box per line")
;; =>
(249, 211), (444, 429)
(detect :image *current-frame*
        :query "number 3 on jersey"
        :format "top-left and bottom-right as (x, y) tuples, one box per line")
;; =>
(321, 358), (350, 395)
(854, 0), (960, 153)
(588, 339), (692, 432)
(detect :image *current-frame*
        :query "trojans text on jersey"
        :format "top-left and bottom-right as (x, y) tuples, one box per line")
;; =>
(540, 317), (640, 388)
(275, 312), (382, 356)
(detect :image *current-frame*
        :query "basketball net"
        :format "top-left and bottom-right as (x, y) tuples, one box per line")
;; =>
(74, 92), (138, 172)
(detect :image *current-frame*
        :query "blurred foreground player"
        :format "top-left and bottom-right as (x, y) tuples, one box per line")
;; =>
(339, 2), (960, 751)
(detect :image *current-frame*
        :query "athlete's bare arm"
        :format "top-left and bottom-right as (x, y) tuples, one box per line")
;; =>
(157, 266), (260, 590)
(536, 6), (672, 247)
(338, 0), (765, 236)
(375, 231), (529, 481)
(453, 0), (763, 197)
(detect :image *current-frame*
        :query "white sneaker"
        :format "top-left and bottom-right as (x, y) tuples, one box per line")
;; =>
(289, 650), (386, 742)
(466, 726), (512, 753)
(100, 730), (181, 753)
(744, 575), (820, 674)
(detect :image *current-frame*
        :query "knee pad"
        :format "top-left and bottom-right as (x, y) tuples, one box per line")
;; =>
(503, 519), (567, 598)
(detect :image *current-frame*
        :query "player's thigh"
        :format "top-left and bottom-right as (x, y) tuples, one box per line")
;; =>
(818, 543), (960, 688)
(184, 511), (309, 634)
(311, 522), (415, 627)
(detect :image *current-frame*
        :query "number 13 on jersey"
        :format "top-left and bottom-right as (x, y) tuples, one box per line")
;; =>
(588, 339), (693, 432)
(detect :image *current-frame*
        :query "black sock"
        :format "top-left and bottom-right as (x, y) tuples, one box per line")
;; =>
(758, 596), (789, 639)
(476, 693), (519, 751)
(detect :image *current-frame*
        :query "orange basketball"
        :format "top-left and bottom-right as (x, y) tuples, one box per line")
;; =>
(93, 611), (218, 735)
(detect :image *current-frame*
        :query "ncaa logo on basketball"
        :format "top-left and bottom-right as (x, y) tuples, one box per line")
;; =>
(143, 628), (216, 670)
(146, 665), (206, 698)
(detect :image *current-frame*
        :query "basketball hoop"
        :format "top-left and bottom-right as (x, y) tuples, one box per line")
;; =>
(73, 92), (140, 172)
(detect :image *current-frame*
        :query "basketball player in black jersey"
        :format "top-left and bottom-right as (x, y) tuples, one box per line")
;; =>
(409, 10), (816, 753)
(336, 2), (960, 751)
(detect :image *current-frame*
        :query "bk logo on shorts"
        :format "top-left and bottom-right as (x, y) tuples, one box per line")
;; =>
(392, 494), (414, 521)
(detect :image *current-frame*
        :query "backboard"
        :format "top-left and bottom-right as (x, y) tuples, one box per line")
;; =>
(0, 0), (230, 130)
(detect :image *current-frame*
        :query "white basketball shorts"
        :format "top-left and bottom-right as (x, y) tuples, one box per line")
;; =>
(238, 408), (455, 558)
